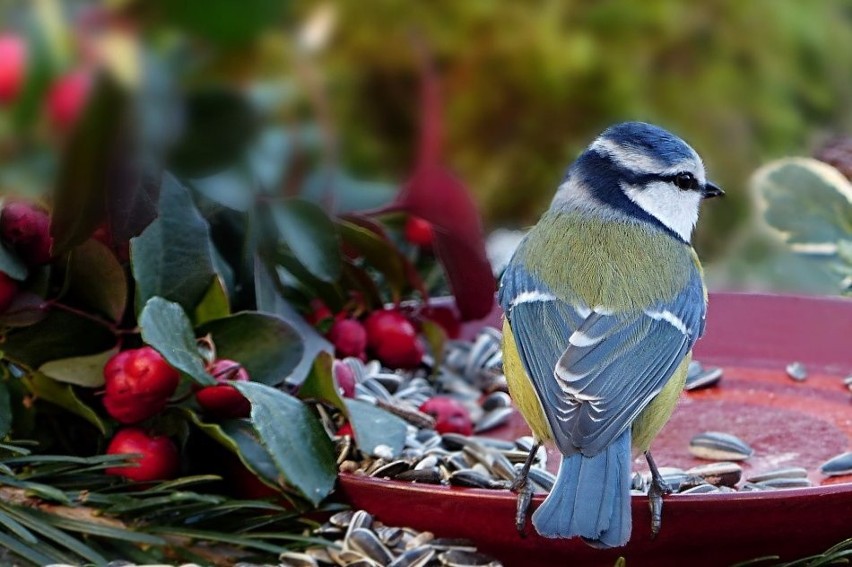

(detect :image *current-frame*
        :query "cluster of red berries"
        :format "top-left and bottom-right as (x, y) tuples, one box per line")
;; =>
(0, 33), (90, 132)
(102, 347), (252, 482)
(0, 201), (54, 312)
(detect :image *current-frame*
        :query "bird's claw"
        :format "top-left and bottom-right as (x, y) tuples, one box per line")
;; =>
(513, 478), (534, 535)
(647, 475), (672, 538)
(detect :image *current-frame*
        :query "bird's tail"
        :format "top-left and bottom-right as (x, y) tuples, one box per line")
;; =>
(531, 429), (632, 547)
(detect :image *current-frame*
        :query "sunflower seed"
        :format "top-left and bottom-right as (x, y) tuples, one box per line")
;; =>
(474, 406), (513, 433)
(279, 551), (319, 567)
(746, 467), (808, 483)
(685, 367), (723, 391)
(439, 549), (502, 567)
(819, 451), (852, 476)
(393, 468), (443, 484)
(371, 460), (411, 479)
(526, 467), (557, 492)
(347, 528), (394, 565)
(430, 538), (478, 552)
(482, 391), (513, 411)
(388, 547), (435, 567)
(755, 477), (812, 489)
(685, 462), (742, 487)
(679, 483), (719, 495)
(689, 431), (753, 461)
(786, 361), (807, 382)
(449, 469), (508, 489)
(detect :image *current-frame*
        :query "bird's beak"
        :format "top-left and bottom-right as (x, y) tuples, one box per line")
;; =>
(702, 181), (724, 199)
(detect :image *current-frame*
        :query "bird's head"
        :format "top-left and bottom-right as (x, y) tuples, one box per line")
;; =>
(555, 122), (723, 242)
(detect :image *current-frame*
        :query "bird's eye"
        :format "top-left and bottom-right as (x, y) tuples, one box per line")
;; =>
(673, 172), (697, 190)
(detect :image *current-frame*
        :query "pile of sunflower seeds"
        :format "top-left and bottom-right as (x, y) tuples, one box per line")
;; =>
(338, 328), (851, 495)
(281, 510), (502, 567)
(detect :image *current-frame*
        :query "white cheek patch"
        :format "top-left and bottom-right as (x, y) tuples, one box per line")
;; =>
(622, 181), (702, 241)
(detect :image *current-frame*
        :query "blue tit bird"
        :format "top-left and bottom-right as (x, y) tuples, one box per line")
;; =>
(498, 122), (723, 547)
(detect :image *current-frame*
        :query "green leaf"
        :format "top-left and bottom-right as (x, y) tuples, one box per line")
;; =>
(0, 379), (11, 438)
(196, 312), (303, 386)
(297, 352), (346, 413)
(23, 373), (109, 435)
(254, 256), (332, 384)
(337, 219), (409, 300)
(754, 158), (852, 251)
(170, 88), (258, 175)
(234, 382), (336, 505)
(0, 310), (117, 369)
(272, 199), (342, 283)
(0, 292), (48, 328)
(192, 276), (231, 326)
(0, 243), (27, 281)
(184, 410), (280, 491)
(51, 72), (128, 256)
(131, 174), (217, 314)
(38, 348), (117, 388)
(67, 240), (128, 322)
(189, 168), (254, 212)
(345, 399), (407, 459)
(11, 18), (54, 132)
(152, 0), (287, 46)
(139, 297), (215, 386)
(420, 319), (446, 372)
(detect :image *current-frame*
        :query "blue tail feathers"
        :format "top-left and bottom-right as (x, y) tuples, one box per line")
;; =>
(531, 429), (632, 547)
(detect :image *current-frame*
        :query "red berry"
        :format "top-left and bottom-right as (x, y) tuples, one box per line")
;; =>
(404, 216), (434, 247)
(0, 272), (18, 313)
(0, 202), (53, 265)
(332, 359), (356, 398)
(364, 309), (424, 369)
(305, 299), (333, 328)
(195, 359), (251, 419)
(102, 347), (180, 424)
(419, 397), (473, 435)
(336, 422), (354, 437)
(0, 34), (25, 104)
(327, 318), (367, 359)
(105, 428), (179, 482)
(420, 305), (462, 339)
(46, 70), (90, 133)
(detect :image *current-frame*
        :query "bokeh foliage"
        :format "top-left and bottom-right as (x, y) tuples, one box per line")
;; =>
(319, 0), (852, 258)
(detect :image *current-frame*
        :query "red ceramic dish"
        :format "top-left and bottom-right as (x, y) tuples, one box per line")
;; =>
(338, 293), (852, 567)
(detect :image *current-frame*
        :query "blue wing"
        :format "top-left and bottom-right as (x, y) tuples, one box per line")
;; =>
(499, 262), (705, 457)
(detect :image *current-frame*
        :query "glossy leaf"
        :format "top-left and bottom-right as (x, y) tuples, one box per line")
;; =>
(131, 174), (217, 313)
(67, 240), (127, 322)
(254, 256), (332, 384)
(301, 168), (397, 214)
(170, 88), (258, 176)
(192, 276), (231, 326)
(234, 381), (336, 505)
(754, 158), (852, 251)
(189, 168), (254, 212)
(272, 199), (342, 283)
(139, 297), (215, 386)
(344, 399), (407, 459)
(297, 352), (346, 414)
(0, 293), (48, 328)
(0, 380), (10, 438)
(184, 410), (280, 491)
(0, 310), (117, 369)
(196, 312), (303, 386)
(337, 218), (408, 301)
(0, 243), (27, 281)
(23, 373), (108, 435)
(51, 72), (127, 256)
(38, 348), (117, 388)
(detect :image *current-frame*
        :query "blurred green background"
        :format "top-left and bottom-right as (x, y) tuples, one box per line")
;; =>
(3, 0), (852, 293)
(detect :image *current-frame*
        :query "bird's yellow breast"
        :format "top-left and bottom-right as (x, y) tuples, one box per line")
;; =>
(502, 318), (553, 442)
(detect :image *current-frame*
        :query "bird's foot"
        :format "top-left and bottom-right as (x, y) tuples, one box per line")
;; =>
(645, 450), (672, 538)
(510, 441), (541, 536)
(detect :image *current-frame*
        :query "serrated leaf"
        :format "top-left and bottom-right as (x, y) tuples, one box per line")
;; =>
(754, 158), (852, 251)
(67, 239), (128, 322)
(196, 312), (303, 386)
(272, 199), (342, 283)
(23, 373), (108, 435)
(297, 352), (346, 413)
(254, 256), (332, 384)
(344, 399), (407, 459)
(51, 72), (128, 256)
(131, 174), (217, 314)
(139, 297), (215, 386)
(192, 276), (230, 326)
(0, 380), (11, 438)
(234, 382), (336, 505)
(38, 348), (117, 388)
(184, 410), (281, 492)
(0, 310), (117, 369)
(0, 242), (27, 281)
